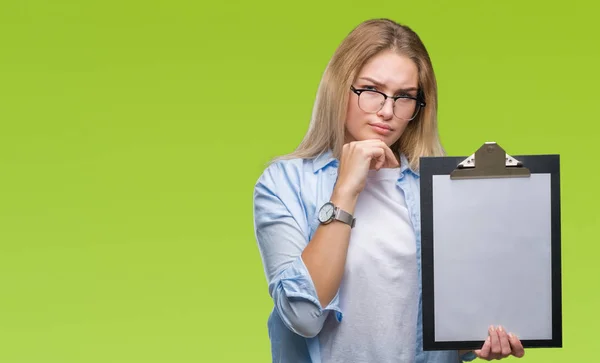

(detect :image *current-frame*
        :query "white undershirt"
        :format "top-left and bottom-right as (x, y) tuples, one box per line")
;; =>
(319, 167), (419, 363)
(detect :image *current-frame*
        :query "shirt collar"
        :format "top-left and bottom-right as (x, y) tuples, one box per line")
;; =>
(312, 149), (338, 173)
(399, 153), (420, 178)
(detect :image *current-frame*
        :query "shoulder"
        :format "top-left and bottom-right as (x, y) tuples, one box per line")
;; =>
(253, 157), (319, 231)
(255, 157), (315, 191)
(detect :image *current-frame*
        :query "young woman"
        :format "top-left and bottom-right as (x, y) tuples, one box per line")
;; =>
(253, 18), (525, 363)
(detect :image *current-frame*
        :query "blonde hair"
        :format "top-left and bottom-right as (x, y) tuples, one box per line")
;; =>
(273, 18), (445, 171)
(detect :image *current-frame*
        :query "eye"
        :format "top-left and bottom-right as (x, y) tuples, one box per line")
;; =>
(362, 85), (377, 91)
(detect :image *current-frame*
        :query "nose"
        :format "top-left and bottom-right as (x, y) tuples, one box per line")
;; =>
(376, 97), (394, 120)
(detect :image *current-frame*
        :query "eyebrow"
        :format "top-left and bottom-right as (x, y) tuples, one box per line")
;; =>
(357, 77), (419, 92)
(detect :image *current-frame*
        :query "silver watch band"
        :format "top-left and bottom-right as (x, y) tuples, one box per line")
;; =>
(335, 207), (356, 228)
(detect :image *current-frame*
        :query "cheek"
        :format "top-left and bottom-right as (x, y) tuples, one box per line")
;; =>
(345, 113), (363, 141)
(345, 101), (364, 129)
(393, 121), (410, 138)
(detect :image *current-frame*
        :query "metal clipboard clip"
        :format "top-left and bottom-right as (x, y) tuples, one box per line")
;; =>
(450, 142), (531, 180)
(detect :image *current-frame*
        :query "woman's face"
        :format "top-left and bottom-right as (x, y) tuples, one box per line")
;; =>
(345, 50), (420, 146)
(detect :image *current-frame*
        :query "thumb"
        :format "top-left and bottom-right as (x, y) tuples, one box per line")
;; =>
(474, 336), (491, 359)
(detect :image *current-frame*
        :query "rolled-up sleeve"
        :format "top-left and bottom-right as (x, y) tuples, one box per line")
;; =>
(253, 163), (342, 338)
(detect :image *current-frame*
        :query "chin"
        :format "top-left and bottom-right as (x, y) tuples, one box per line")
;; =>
(345, 128), (399, 146)
(366, 130), (396, 146)
(373, 135), (391, 144)
(353, 134), (388, 145)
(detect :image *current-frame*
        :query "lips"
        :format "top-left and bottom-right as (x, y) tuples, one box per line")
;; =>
(370, 123), (391, 130)
(369, 123), (392, 135)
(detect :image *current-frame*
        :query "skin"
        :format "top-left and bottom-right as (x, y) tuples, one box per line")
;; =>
(303, 49), (525, 360)
(344, 49), (419, 149)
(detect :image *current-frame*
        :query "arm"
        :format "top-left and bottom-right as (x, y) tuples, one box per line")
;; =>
(303, 140), (399, 307)
(300, 189), (357, 307)
(253, 164), (354, 337)
(253, 141), (398, 337)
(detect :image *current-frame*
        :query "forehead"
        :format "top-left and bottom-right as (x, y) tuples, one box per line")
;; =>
(357, 51), (418, 87)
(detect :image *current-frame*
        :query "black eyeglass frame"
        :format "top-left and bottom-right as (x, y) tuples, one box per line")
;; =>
(350, 85), (427, 121)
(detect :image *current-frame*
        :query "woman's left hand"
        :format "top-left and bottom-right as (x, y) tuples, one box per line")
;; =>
(474, 325), (525, 360)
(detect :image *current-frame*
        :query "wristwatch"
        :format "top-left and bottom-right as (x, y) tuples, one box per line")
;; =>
(318, 201), (356, 228)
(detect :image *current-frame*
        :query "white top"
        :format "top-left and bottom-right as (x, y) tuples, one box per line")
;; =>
(319, 167), (419, 363)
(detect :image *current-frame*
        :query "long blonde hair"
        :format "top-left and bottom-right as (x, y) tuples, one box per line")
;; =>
(274, 18), (445, 171)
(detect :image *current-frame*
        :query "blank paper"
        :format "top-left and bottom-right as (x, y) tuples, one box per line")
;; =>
(432, 174), (553, 342)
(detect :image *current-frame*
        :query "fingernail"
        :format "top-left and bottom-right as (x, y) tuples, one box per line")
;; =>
(508, 333), (514, 338)
(489, 325), (495, 331)
(498, 326), (504, 332)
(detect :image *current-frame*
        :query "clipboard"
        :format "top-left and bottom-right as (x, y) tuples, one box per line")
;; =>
(419, 142), (562, 351)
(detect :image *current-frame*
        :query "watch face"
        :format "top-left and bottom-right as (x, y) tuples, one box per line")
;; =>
(318, 202), (335, 223)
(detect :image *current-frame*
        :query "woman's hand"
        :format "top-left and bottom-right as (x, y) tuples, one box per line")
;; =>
(333, 139), (399, 200)
(473, 325), (525, 360)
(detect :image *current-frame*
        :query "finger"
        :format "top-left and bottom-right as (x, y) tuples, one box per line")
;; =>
(489, 325), (502, 355)
(375, 153), (385, 170)
(474, 336), (491, 360)
(508, 332), (525, 358)
(384, 145), (400, 167)
(497, 326), (512, 357)
(369, 158), (377, 170)
(375, 147), (385, 170)
(356, 139), (400, 167)
(366, 147), (385, 170)
(377, 141), (400, 167)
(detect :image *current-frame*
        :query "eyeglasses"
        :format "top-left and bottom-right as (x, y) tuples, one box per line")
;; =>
(350, 85), (426, 121)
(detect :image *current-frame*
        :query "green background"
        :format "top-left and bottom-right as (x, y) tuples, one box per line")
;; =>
(0, 0), (598, 362)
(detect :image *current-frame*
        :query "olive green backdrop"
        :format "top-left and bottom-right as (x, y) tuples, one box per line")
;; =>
(0, 0), (597, 362)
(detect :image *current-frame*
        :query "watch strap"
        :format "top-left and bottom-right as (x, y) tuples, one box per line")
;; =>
(334, 206), (356, 228)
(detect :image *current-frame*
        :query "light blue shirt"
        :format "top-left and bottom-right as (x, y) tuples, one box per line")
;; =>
(253, 149), (473, 363)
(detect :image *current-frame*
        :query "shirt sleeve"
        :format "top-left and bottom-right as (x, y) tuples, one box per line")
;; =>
(460, 351), (477, 362)
(253, 162), (343, 338)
